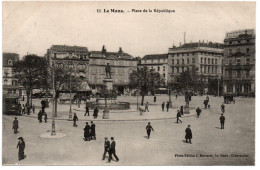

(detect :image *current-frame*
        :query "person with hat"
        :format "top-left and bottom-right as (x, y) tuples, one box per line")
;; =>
(161, 102), (165, 111)
(102, 137), (110, 160)
(185, 125), (192, 144)
(13, 117), (19, 134)
(38, 110), (43, 123)
(90, 121), (96, 140)
(17, 137), (25, 161)
(196, 107), (202, 118)
(146, 122), (154, 139)
(177, 110), (182, 123)
(73, 113), (78, 127)
(83, 122), (91, 141)
(166, 101), (170, 112)
(220, 114), (225, 129)
(108, 137), (119, 162)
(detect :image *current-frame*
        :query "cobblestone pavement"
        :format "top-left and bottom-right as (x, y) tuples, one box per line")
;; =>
(2, 95), (255, 165)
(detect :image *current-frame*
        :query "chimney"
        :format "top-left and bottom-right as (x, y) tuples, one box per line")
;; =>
(118, 47), (123, 54)
(102, 45), (106, 53)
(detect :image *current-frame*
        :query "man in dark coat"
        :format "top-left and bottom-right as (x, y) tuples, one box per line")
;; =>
(166, 101), (170, 112)
(196, 107), (202, 118)
(73, 113), (78, 127)
(108, 137), (119, 162)
(180, 106), (184, 115)
(83, 122), (91, 141)
(154, 96), (156, 102)
(220, 114), (225, 129)
(17, 137), (25, 161)
(38, 110), (42, 123)
(13, 117), (19, 134)
(177, 110), (182, 123)
(93, 107), (98, 119)
(90, 121), (96, 140)
(185, 125), (192, 144)
(18, 102), (21, 115)
(146, 122), (154, 139)
(85, 105), (90, 116)
(161, 102), (165, 111)
(102, 137), (110, 160)
(145, 102), (149, 112)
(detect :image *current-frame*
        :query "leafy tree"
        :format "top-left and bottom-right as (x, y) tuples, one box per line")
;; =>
(51, 66), (82, 117)
(171, 67), (205, 95)
(129, 66), (164, 105)
(13, 55), (48, 106)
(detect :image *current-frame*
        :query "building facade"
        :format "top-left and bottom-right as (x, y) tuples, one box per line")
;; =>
(89, 46), (138, 95)
(139, 54), (168, 84)
(2, 53), (19, 96)
(223, 29), (255, 96)
(45, 45), (91, 91)
(168, 42), (224, 91)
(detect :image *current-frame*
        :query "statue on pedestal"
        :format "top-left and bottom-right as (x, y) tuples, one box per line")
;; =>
(105, 63), (111, 79)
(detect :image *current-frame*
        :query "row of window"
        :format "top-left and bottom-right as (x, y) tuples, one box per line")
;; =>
(227, 39), (251, 45)
(172, 58), (195, 65)
(228, 48), (250, 55)
(150, 66), (166, 72)
(200, 58), (222, 65)
(227, 58), (250, 65)
(226, 70), (251, 78)
(170, 52), (222, 57)
(171, 66), (195, 73)
(53, 53), (88, 59)
(143, 59), (167, 64)
(200, 66), (220, 74)
(226, 84), (251, 93)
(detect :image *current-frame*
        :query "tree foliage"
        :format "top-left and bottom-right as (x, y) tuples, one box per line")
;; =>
(13, 55), (49, 105)
(129, 66), (164, 105)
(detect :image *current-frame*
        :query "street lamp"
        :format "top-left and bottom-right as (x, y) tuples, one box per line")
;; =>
(136, 89), (139, 110)
(168, 84), (172, 107)
(68, 64), (73, 120)
(51, 64), (56, 136)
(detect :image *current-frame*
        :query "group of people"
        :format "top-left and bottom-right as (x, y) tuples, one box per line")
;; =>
(38, 110), (47, 123)
(18, 102), (35, 115)
(83, 121), (96, 141)
(84, 105), (99, 119)
(161, 101), (170, 112)
(102, 137), (119, 162)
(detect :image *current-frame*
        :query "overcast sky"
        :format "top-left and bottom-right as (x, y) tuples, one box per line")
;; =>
(2, 1), (255, 58)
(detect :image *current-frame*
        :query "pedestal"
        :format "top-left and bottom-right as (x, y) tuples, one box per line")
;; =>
(103, 78), (114, 90)
(183, 104), (190, 114)
(103, 108), (109, 119)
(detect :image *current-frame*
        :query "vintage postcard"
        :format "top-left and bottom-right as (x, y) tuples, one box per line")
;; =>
(2, 1), (256, 166)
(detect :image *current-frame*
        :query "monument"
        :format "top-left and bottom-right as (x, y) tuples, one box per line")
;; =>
(102, 63), (113, 119)
(183, 91), (191, 114)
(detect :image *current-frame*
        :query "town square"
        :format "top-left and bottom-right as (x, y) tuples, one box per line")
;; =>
(1, 1), (256, 166)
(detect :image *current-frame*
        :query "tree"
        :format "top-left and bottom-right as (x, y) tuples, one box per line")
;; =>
(51, 66), (82, 117)
(129, 66), (164, 105)
(13, 55), (49, 106)
(172, 67), (205, 95)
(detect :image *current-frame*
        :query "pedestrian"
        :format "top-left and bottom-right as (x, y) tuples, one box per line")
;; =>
(108, 137), (119, 162)
(185, 125), (192, 144)
(196, 107), (202, 118)
(166, 101), (170, 112)
(18, 102), (22, 115)
(38, 110), (42, 123)
(154, 95), (156, 102)
(221, 103), (225, 113)
(90, 121), (96, 140)
(17, 137), (25, 161)
(85, 105), (90, 116)
(220, 114), (225, 129)
(102, 137), (110, 160)
(176, 94), (178, 99)
(83, 122), (91, 141)
(22, 95), (24, 101)
(93, 107), (99, 119)
(78, 98), (81, 108)
(146, 122), (154, 139)
(177, 110), (182, 123)
(44, 112), (47, 123)
(145, 102), (149, 112)
(22, 105), (25, 114)
(180, 106), (184, 115)
(32, 104), (35, 114)
(13, 117), (19, 134)
(204, 100), (208, 109)
(161, 102), (165, 111)
(73, 113), (78, 127)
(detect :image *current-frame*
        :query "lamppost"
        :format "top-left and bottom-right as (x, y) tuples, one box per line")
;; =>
(136, 89), (139, 110)
(68, 64), (73, 120)
(51, 64), (56, 136)
(168, 84), (172, 107)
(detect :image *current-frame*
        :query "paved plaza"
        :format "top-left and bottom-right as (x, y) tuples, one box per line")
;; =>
(2, 95), (255, 165)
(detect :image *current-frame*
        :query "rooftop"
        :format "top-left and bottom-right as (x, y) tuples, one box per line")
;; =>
(142, 54), (168, 60)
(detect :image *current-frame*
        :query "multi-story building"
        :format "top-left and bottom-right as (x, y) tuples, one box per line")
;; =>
(89, 46), (138, 94)
(2, 53), (19, 96)
(139, 54), (168, 84)
(223, 29), (255, 96)
(168, 42), (224, 91)
(45, 45), (90, 91)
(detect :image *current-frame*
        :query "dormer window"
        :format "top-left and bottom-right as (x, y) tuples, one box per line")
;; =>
(8, 60), (13, 66)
